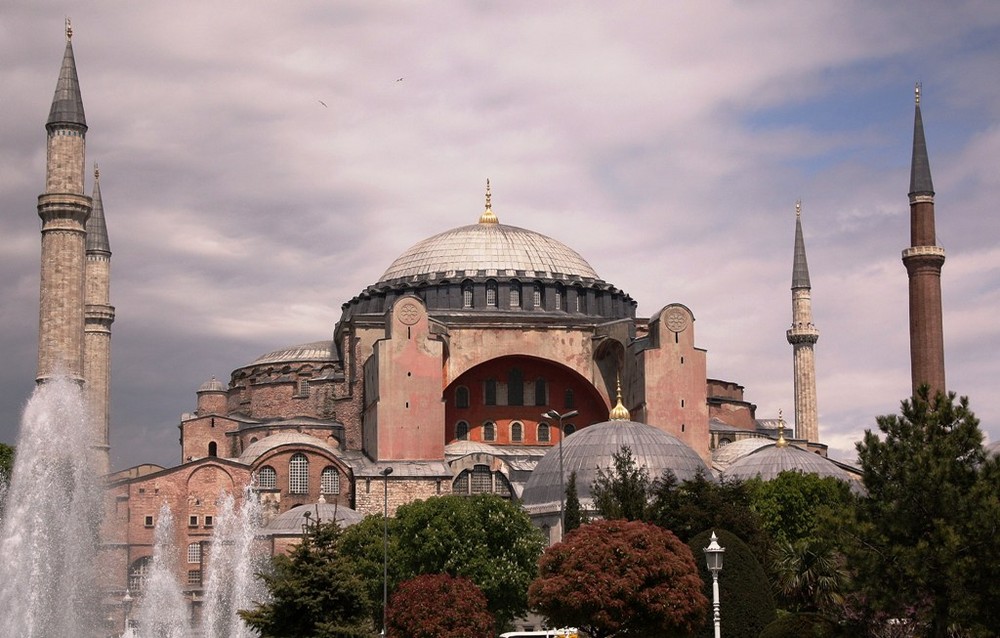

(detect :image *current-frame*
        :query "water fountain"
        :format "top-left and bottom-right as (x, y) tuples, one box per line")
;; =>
(0, 377), (269, 637)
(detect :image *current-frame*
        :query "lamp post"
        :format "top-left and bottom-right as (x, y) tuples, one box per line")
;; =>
(122, 588), (133, 634)
(381, 466), (394, 638)
(703, 531), (725, 638)
(542, 409), (578, 536)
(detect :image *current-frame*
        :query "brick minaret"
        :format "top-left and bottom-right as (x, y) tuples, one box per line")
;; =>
(902, 84), (946, 397)
(37, 21), (91, 384)
(786, 201), (820, 443)
(85, 165), (114, 474)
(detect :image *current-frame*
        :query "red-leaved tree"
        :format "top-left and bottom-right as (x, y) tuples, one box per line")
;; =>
(529, 519), (708, 638)
(386, 573), (494, 638)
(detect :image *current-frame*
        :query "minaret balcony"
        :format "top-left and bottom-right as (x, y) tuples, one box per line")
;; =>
(786, 327), (819, 344)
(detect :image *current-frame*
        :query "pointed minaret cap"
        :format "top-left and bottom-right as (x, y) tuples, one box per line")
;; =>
(775, 410), (789, 448)
(86, 163), (111, 254)
(791, 200), (811, 290)
(47, 19), (87, 130)
(478, 179), (499, 224)
(909, 82), (934, 196)
(609, 375), (631, 421)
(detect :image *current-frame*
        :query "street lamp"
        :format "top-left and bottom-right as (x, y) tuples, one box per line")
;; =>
(703, 531), (725, 638)
(122, 588), (133, 633)
(541, 409), (578, 536)
(381, 466), (394, 638)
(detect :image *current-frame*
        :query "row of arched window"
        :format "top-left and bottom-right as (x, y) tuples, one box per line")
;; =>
(452, 464), (513, 498)
(461, 280), (591, 312)
(454, 377), (575, 409)
(455, 420), (574, 442)
(255, 454), (341, 495)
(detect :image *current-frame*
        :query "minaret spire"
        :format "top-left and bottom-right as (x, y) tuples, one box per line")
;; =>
(85, 162), (115, 474)
(478, 178), (499, 224)
(902, 83), (946, 397)
(786, 200), (820, 444)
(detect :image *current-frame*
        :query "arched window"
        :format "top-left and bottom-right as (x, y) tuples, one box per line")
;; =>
(453, 471), (469, 493)
(564, 388), (575, 409)
(511, 421), (523, 442)
(564, 423), (576, 436)
(483, 421), (496, 442)
(486, 280), (498, 307)
(128, 556), (152, 592)
(534, 378), (547, 406)
(555, 284), (566, 311)
(484, 379), (497, 406)
(456, 421), (469, 441)
(455, 386), (470, 409)
(533, 283), (543, 309)
(208, 441), (218, 457)
(289, 453), (309, 494)
(509, 281), (522, 308)
(538, 422), (551, 443)
(321, 467), (340, 494)
(508, 368), (524, 406)
(187, 542), (202, 564)
(257, 465), (277, 489)
(452, 465), (513, 498)
(471, 464), (492, 493)
(462, 281), (474, 308)
(575, 287), (586, 313)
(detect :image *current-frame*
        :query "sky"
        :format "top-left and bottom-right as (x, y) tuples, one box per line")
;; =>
(1, 2), (998, 471)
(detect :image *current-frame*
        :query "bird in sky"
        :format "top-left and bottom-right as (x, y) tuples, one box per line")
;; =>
(396, 77), (404, 82)
(318, 100), (328, 107)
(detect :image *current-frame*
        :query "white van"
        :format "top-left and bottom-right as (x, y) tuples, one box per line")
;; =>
(500, 629), (578, 638)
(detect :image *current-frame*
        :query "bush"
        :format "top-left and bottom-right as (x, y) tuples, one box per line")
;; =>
(688, 528), (776, 638)
(758, 612), (840, 638)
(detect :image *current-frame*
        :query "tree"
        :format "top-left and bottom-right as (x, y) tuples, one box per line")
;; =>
(529, 519), (708, 638)
(563, 470), (583, 533)
(648, 470), (771, 563)
(386, 573), (494, 638)
(770, 537), (848, 614)
(341, 494), (544, 630)
(590, 445), (650, 521)
(337, 514), (404, 632)
(240, 520), (371, 638)
(687, 529), (776, 638)
(847, 388), (1000, 637)
(746, 470), (855, 545)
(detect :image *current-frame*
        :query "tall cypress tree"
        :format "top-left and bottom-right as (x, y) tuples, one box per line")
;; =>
(564, 470), (583, 533)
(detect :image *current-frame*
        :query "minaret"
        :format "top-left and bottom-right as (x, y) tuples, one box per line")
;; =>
(85, 164), (114, 474)
(786, 201), (820, 443)
(37, 20), (91, 384)
(902, 83), (946, 397)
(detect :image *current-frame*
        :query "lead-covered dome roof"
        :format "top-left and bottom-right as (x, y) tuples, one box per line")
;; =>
(521, 419), (711, 512)
(378, 222), (600, 285)
(721, 442), (857, 485)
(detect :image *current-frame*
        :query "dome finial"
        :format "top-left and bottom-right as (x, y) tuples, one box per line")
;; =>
(609, 374), (631, 421)
(65, 17), (73, 41)
(795, 199), (801, 217)
(776, 410), (788, 448)
(479, 178), (499, 224)
(94, 162), (99, 182)
(915, 81), (921, 106)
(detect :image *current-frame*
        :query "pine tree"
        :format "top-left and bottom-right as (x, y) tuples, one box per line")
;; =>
(591, 445), (650, 520)
(564, 470), (584, 533)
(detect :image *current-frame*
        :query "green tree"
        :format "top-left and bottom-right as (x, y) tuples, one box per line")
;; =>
(746, 470), (855, 545)
(0, 442), (13, 483)
(687, 529), (776, 638)
(770, 537), (848, 614)
(386, 573), (494, 638)
(338, 514), (403, 632)
(240, 520), (371, 638)
(847, 388), (1000, 637)
(563, 470), (583, 533)
(590, 445), (650, 521)
(529, 519), (707, 638)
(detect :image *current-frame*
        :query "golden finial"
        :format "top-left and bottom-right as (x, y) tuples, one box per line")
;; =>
(609, 374), (631, 421)
(65, 18), (73, 40)
(479, 178), (499, 224)
(776, 410), (788, 448)
(94, 162), (100, 182)
(795, 200), (801, 217)
(915, 82), (921, 106)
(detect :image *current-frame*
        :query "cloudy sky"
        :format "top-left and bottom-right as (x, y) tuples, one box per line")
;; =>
(1, 2), (998, 470)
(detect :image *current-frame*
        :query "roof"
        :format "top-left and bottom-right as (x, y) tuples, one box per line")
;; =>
(86, 170), (110, 253)
(47, 38), (87, 129)
(263, 503), (365, 534)
(238, 432), (340, 464)
(249, 340), (337, 366)
(910, 86), (934, 196)
(792, 208), (811, 289)
(721, 443), (857, 486)
(521, 419), (711, 512)
(197, 377), (226, 393)
(712, 437), (774, 470)
(378, 221), (601, 285)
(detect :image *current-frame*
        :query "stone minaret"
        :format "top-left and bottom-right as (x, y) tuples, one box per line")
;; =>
(85, 165), (114, 474)
(786, 201), (820, 443)
(37, 21), (91, 384)
(902, 84), (946, 397)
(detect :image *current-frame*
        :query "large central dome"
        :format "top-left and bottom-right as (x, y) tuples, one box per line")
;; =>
(378, 221), (600, 284)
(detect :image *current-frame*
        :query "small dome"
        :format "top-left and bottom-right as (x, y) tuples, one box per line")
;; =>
(249, 340), (336, 366)
(239, 432), (340, 464)
(197, 377), (226, 393)
(378, 222), (601, 285)
(712, 437), (774, 470)
(444, 440), (503, 457)
(721, 443), (855, 484)
(521, 420), (711, 511)
(264, 503), (364, 534)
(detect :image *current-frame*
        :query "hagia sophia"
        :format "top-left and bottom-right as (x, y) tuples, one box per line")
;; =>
(31, 25), (948, 618)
